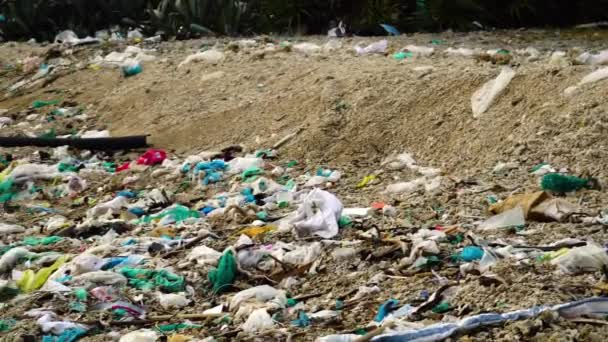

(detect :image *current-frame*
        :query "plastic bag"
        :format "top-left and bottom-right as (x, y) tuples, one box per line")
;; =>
(187, 245), (222, 266)
(241, 308), (274, 333)
(354, 40), (388, 56)
(576, 50), (608, 65)
(158, 292), (190, 309)
(291, 189), (343, 239)
(404, 45), (434, 57)
(551, 243), (608, 275)
(281, 242), (322, 266)
(383, 178), (426, 194)
(0, 247), (32, 273)
(137, 149), (167, 166)
(230, 285), (280, 310)
(0, 223), (25, 235)
(208, 250), (237, 293)
(71, 271), (128, 287)
(471, 67), (516, 118)
(478, 206), (525, 230)
(18, 256), (68, 293)
(72, 254), (105, 275)
(87, 196), (129, 218)
(119, 329), (158, 342)
(178, 50), (225, 68)
(541, 173), (589, 193)
(227, 157), (264, 175)
(293, 43), (321, 56)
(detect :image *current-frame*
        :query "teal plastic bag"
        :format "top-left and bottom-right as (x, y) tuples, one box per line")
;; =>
(208, 250), (237, 294)
(541, 173), (589, 193)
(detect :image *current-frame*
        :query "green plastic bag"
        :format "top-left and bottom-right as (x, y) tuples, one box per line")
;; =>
(157, 323), (202, 333)
(141, 205), (200, 224)
(119, 268), (185, 293)
(541, 173), (589, 193)
(208, 250), (237, 294)
(242, 167), (262, 182)
(0, 178), (16, 203)
(22, 236), (63, 246)
(32, 100), (59, 109)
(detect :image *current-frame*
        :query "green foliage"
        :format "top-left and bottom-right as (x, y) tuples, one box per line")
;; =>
(1, 0), (608, 40)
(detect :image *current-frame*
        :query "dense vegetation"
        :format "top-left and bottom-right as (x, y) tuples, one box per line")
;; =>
(1, 0), (607, 41)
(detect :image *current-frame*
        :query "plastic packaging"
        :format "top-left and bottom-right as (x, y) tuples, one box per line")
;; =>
(551, 243), (608, 275)
(187, 245), (222, 265)
(121, 60), (142, 77)
(281, 242), (322, 266)
(158, 292), (190, 309)
(0, 223), (25, 235)
(478, 206), (525, 230)
(383, 178), (425, 194)
(471, 67), (516, 118)
(242, 308), (274, 333)
(119, 329), (158, 342)
(18, 256), (68, 293)
(576, 50), (608, 65)
(137, 149), (167, 166)
(459, 246), (484, 261)
(541, 173), (589, 193)
(354, 40), (388, 56)
(293, 43), (321, 56)
(178, 50), (225, 68)
(291, 189), (343, 239)
(72, 254), (105, 275)
(0, 247), (32, 273)
(404, 45), (434, 57)
(71, 271), (128, 287)
(370, 297), (608, 342)
(208, 250), (237, 294)
(230, 285), (280, 310)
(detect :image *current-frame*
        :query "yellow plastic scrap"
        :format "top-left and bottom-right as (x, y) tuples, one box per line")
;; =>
(168, 335), (192, 342)
(17, 255), (68, 293)
(357, 175), (376, 188)
(0, 161), (15, 182)
(239, 226), (276, 238)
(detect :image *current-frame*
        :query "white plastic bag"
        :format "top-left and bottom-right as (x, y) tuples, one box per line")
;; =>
(471, 67), (516, 118)
(158, 292), (190, 309)
(354, 40), (388, 56)
(230, 285), (280, 310)
(404, 45), (434, 57)
(293, 43), (321, 56)
(576, 50), (608, 65)
(9, 163), (62, 184)
(478, 206), (525, 230)
(120, 329), (158, 342)
(579, 67), (608, 85)
(291, 189), (343, 239)
(87, 196), (129, 218)
(0, 223), (25, 235)
(551, 243), (608, 275)
(241, 308), (274, 333)
(382, 152), (417, 170)
(227, 157), (264, 175)
(187, 245), (222, 266)
(72, 254), (105, 275)
(71, 271), (128, 287)
(0, 247), (32, 273)
(178, 50), (225, 68)
(281, 242), (322, 265)
(383, 178), (426, 194)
